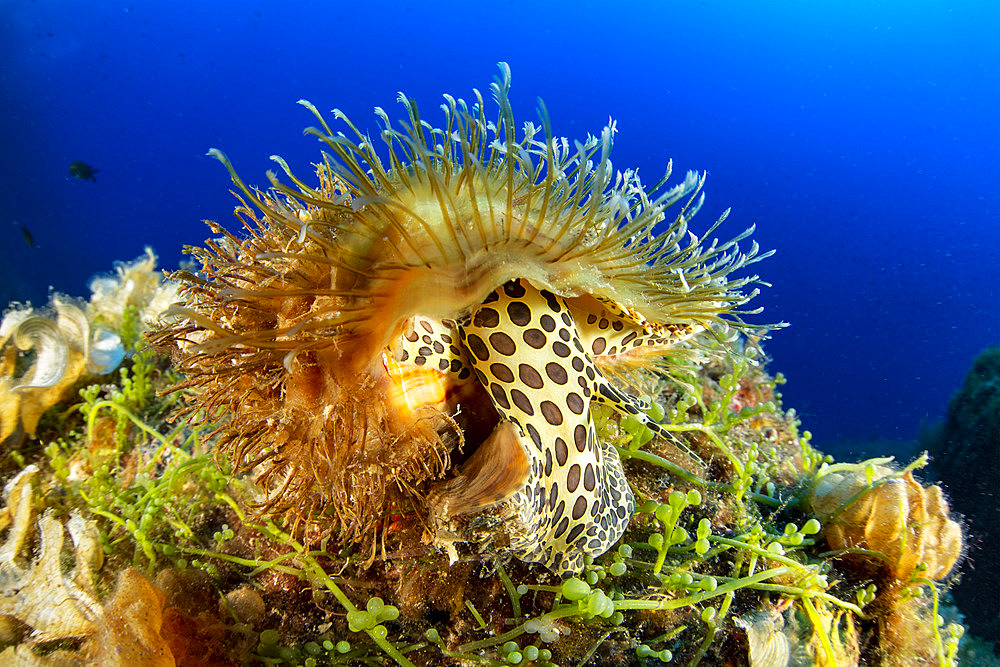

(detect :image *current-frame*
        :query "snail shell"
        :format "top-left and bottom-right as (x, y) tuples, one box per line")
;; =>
(810, 464), (962, 581)
(154, 64), (774, 570)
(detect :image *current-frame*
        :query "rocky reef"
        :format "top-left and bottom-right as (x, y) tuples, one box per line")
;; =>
(924, 346), (1000, 646)
(0, 256), (975, 666)
(0, 69), (979, 666)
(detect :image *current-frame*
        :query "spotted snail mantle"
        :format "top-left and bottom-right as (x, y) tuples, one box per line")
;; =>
(154, 64), (775, 576)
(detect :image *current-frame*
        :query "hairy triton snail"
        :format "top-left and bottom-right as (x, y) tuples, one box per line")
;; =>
(153, 64), (775, 573)
(809, 464), (963, 582)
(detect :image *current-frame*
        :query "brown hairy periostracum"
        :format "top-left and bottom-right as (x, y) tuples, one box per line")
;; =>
(153, 64), (776, 571)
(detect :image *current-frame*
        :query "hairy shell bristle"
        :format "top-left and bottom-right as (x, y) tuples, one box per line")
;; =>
(209, 64), (777, 376)
(152, 63), (779, 562)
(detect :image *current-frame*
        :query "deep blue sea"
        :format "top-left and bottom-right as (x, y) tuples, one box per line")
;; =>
(1, 1), (997, 454)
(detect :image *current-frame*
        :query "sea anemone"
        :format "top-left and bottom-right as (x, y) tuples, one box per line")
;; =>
(154, 64), (775, 573)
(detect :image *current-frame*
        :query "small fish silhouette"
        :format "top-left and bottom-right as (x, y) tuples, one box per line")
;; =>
(68, 161), (99, 182)
(19, 224), (35, 248)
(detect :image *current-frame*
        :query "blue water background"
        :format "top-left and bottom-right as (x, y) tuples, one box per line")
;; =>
(1, 1), (997, 452)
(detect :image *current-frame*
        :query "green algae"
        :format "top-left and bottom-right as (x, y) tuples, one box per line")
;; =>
(0, 291), (972, 666)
